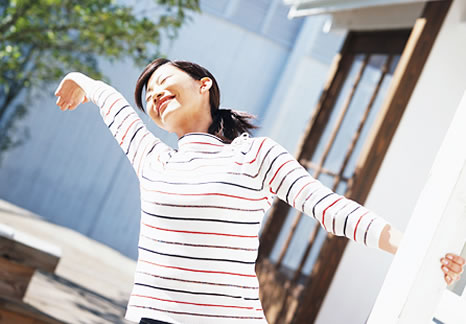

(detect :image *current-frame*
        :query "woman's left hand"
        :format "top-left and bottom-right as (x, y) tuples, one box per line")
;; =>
(440, 253), (465, 285)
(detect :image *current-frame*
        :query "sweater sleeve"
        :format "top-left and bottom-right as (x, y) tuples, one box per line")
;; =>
(69, 72), (172, 179)
(259, 136), (390, 249)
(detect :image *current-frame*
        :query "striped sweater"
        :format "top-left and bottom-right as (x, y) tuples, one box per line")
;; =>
(75, 73), (390, 324)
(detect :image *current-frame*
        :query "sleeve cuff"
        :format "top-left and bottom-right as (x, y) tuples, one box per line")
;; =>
(66, 72), (102, 102)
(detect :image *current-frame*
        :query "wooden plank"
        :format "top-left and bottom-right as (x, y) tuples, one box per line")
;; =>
(293, 1), (452, 323)
(0, 236), (60, 273)
(313, 54), (370, 179)
(0, 257), (35, 300)
(0, 296), (65, 324)
(348, 30), (412, 54)
(348, 0), (452, 202)
(332, 55), (394, 190)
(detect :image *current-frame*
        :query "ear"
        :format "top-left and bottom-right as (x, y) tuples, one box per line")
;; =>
(199, 77), (213, 93)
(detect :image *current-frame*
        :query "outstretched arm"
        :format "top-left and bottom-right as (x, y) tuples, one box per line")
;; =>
(258, 137), (464, 285)
(54, 72), (172, 179)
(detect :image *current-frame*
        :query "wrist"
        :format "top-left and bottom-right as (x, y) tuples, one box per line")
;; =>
(379, 224), (403, 254)
(65, 72), (98, 99)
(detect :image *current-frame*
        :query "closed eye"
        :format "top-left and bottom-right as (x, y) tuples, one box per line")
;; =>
(145, 75), (172, 102)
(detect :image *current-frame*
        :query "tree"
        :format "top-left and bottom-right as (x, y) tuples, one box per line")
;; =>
(0, 0), (200, 165)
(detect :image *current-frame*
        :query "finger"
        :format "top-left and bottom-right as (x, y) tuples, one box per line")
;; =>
(441, 258), (464, 274)
(56, 97), (66, 110)
(446, 253), (465, 265)
(445, 274), (452, 285)
(54, 79), (66, 97)
(58, 100), (71, 111)
(82, 96), (89, 103)
(69, 101), (80, 111)
(442, 265), (459, 281)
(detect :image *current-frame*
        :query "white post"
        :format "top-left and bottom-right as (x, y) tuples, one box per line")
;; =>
(367, 90), (466, 324)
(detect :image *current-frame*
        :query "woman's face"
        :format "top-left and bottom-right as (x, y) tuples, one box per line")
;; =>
(145, 63), (213, 136)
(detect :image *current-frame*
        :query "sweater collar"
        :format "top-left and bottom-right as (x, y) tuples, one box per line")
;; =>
(177, 132), (226, 152)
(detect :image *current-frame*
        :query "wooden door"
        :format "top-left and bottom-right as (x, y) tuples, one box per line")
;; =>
(256, 1), (452, 323)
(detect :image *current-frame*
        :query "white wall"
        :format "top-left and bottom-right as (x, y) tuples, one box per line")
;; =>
(316, 0), (466, 323)
(0, 8), (295, 260)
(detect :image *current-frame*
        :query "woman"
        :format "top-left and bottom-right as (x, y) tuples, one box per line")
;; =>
(54, 58), (464, 324)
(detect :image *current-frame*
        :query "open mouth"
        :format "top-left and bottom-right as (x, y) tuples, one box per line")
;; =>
(157, 95), (176, 115)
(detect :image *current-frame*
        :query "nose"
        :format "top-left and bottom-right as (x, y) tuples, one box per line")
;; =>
(154, 90), (166, 103)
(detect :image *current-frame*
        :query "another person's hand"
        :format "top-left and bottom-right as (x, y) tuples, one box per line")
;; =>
(440, 253), (465, 285)
(54, 73), (89, 111)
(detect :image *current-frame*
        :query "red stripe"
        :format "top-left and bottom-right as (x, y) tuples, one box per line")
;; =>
(142, 222), (258, 238)
(180, 141), (224, 147)
(141, 186), (268, 202)
(235, 138), (267, 165)
(105, 97), (123, 116)
(120, 119), (138, 145)
(269, 159), (293, 186)
(322, 197), (344, 231)
(132, 294), (253, 310)
(140, 259), (256, 277)
(292, 181), (315, 208)
(353, 211), (369, 241)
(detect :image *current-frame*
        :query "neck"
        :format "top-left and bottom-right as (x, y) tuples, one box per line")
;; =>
(175, 115), (213, 138)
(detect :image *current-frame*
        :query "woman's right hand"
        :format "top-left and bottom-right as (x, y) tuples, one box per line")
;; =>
(54, 73), (89, 111)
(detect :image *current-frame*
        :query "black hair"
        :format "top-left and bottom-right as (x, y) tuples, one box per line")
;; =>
(134, 58), (258, 143)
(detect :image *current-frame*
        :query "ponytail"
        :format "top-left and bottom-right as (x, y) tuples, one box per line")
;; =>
(208, 108), (258, 143)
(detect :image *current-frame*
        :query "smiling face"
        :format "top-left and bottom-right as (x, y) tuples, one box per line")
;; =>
(145, 63), (213, 137)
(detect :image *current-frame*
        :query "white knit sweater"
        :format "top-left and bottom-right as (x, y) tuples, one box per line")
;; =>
(75, 73), (390, 324)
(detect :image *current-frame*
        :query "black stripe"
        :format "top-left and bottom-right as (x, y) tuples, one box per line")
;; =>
(136, 270), (259, 289)
(364, 217), (375, 246)
(343, 206), (360, 237)
(108, 104), (129, 128)
(147, 141), (161, 155)
(129, 305), (264, 319)
(301, 186), (319, 211)
(142, 210), (260, 225)
(274, 167), (300, 194)
(141, 176), (264, 192)
(311, 193), (335, 219)
(131, 133), (150, 166)
(240, 140), (255, 155)
(139, 246), (255, 264)
(134, 283), (259, 300)
(125, 126), (144, 155)
(141, 234), (258, 251)
(285, 175), (307, 204)
(260, 148), (285, 188)
(142, 200), (264, 213)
